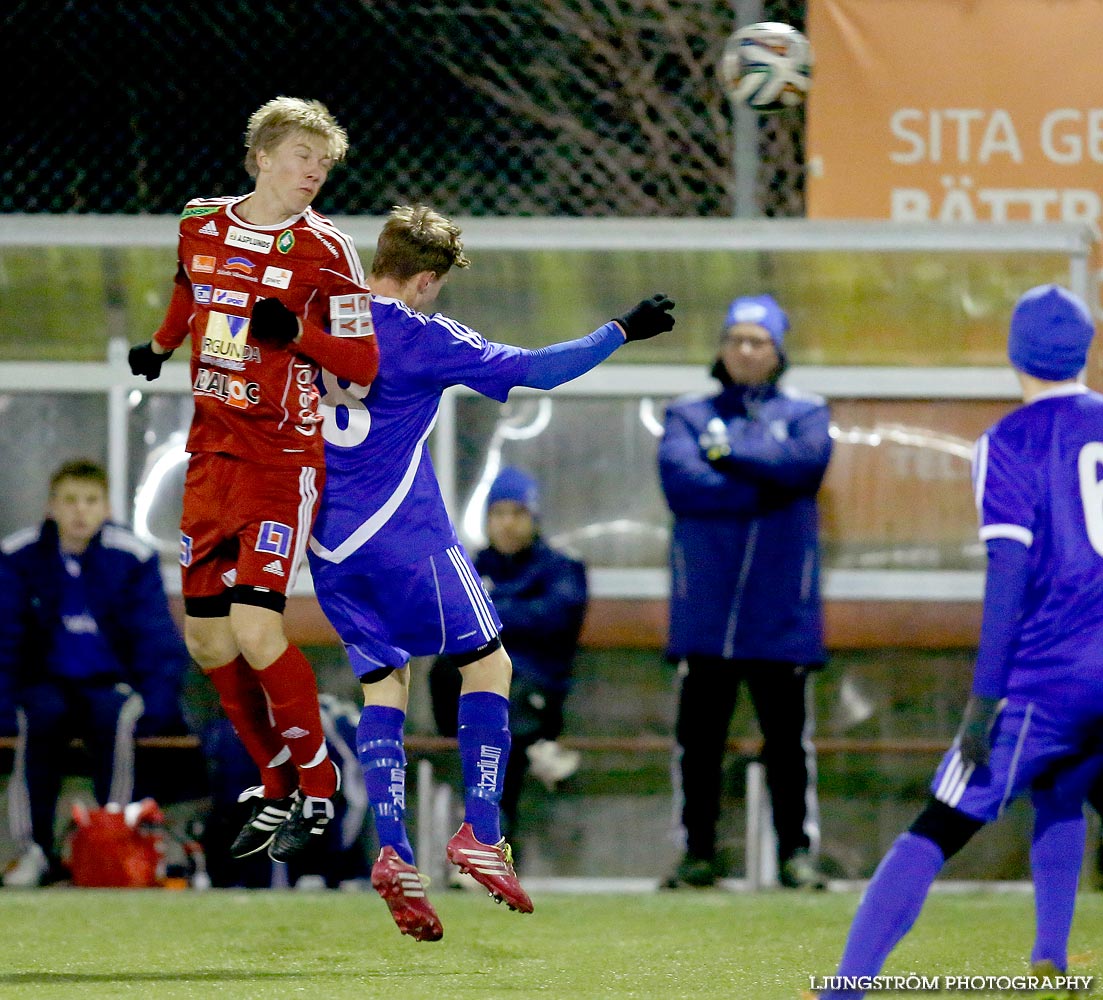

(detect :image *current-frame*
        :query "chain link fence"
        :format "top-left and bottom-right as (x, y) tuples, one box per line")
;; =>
(3, 0), (805, 217)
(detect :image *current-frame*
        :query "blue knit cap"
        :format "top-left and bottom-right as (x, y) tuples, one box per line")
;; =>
(724, 294), (788, 349)
(486, 467), (540, 514)
(1008, 284), (1094, 381)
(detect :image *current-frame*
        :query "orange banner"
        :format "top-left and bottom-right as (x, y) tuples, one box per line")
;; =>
(807, 0), (1103, 231)
(806, 0), (1103, 381)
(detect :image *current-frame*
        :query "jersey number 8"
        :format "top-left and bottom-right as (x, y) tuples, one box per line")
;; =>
(319, 369), (371, 448)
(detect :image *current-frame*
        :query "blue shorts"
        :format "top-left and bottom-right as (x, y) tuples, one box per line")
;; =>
(931, 697), (1103, 822)
(311, 543), (502, 678)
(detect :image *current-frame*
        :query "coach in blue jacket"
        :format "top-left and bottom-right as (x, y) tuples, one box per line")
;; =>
(658, 294), (832, 890)
(0, 460), (189, 886)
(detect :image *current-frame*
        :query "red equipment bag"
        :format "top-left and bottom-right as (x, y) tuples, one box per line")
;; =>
(68, 798), (167, 888)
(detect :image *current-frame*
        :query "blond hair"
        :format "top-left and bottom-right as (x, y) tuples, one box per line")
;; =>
(370, 205), (471, 281)
(243, 96), (349, 178)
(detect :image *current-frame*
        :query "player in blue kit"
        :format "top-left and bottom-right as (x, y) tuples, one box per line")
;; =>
(307, 204), (675, 940)
(818, 284), (1103, 998)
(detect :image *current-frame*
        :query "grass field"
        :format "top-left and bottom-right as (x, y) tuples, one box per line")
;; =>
(0, 886), (1100, 999)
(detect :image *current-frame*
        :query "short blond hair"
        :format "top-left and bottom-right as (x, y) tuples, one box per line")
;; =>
(243, 96), (349, 178)
(370, 205), (471, 281)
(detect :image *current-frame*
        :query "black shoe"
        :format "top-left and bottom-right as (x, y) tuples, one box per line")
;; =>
(661, 854), (718, 889)
(267, 792), (335, 862)
(779, 849), (828, 890)
(230, 786), (295, 859)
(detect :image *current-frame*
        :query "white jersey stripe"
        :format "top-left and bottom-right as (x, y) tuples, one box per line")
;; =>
(979, 523), (1033, 547)
(445, 546), (494, 640)
(305, 210), (365, 284)
(997, 703), (1033, 816)
(289, 466), (318, 587)
(446, 546), (495, 640)
(309, 418), (436, 564)
(451, 545), (497, 639)
(429, 553), (448, 654)
(972, 433), (989, 511)
(934, 749), (970, 807)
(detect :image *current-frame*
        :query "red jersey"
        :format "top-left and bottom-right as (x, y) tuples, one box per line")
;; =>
(154, 195), (376, 468)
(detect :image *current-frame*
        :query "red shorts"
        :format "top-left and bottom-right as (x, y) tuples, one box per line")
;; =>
(179, 452), (324, 599)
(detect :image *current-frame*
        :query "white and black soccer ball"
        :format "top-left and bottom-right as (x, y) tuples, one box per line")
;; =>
(720, 21), (813, 114)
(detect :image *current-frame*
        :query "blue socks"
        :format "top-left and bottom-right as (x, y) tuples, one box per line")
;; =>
(357, 704), (414, 865)
(1030, 810), (1085, 970)
(820, 833), (945, 999)
(457, 691), (511, 845)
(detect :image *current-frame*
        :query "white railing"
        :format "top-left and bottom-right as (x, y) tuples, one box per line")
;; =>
(1, 217), (1094, 600)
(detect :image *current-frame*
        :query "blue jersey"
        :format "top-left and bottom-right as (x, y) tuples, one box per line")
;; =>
(309, 295), (623, 571)
(972, 384), (1103, 699)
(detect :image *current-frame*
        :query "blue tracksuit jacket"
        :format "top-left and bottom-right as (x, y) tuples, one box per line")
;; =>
(0, 519), (189, 735)
(658, 381), (832, 664)
(475, 538), (588, 694)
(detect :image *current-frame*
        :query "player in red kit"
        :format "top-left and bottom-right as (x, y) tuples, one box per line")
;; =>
(127, 97), (378, 861)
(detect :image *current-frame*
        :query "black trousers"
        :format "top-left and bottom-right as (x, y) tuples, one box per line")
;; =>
(674, 654), (817, 865)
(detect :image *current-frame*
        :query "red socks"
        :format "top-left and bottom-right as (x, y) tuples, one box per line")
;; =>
(206, 656), (296, 799)
(254, 645), (337, 798)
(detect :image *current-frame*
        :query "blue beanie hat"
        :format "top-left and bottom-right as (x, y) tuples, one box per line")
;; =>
(724, 294), (788, 349)
(486, 467), (540, 514)
(1008, 284), (1094, 381)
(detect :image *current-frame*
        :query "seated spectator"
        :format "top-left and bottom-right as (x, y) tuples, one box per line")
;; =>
(0, 459), (190, 887)
(430, 467), (588, 848)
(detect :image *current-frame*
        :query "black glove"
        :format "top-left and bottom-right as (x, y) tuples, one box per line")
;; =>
(128, 341), (173, 381)
(615, 293), (676, 342)
(249, 297), (299, 347)
(956, 695), (1000, 769)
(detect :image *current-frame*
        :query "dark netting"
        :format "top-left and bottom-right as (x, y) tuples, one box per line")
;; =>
(2, 0), (806, 217)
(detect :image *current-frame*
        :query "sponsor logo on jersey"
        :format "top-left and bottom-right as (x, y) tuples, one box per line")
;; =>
(277, 230), (295, 254)
(182, 205), (219, 220)
(330, 292), (374, 338)
(262, 559), (286, 577)
(180, 533), (194, 567)
(199, 310), (256, 370)
(256, 521), (293, 558)
(198, 220), (219, 237)
(193, 367), (261, 409)
(292, 363), (322, 437)
(217, 257), (258, 284)
(193, 284), (212, 304)
(191, 254), (216, 273)
(314, 231), (340, 258)
(280, 726), (309, 739)
(212, 287), (250, 309)
(226, 226), (275, 254)
(262, 266), (293, 290)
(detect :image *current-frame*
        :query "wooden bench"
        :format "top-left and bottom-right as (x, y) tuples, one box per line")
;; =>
(169, 596), (984, 651)
(0, 734), (949, 754)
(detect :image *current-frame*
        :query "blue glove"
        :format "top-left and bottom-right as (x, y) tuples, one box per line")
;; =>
(956, 695), (1000, 769)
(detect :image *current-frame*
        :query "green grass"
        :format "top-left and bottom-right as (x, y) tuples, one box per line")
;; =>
(0, 887), (1100, 999)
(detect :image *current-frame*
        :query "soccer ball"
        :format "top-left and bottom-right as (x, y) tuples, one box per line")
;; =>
(720, 21), (813, 114)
